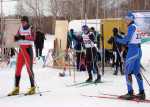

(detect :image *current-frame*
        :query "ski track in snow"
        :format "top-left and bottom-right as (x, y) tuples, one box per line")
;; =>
(0, 35), (150, 107)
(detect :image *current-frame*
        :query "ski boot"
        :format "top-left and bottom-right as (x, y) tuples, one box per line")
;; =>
(85, 77), (93, 83)
(8, 87), (19, 96)
(135, 91), (146, 100)
(121, 72), (124, 75)
(120, 68), (124, 75)
(94, 75), (101, 83)
(25, 87), (36, 95)
(119, 91), (134, 100)
(113, 72), (117, 75)
(59, 72), (65, 77)
(113, 69), (118, 75)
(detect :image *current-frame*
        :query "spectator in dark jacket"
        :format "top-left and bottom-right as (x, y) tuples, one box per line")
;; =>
(108, 28), (124, 75)
(34, 28), (46, 58)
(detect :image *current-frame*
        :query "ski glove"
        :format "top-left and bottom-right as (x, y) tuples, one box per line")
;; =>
(14, 35), (25, 41)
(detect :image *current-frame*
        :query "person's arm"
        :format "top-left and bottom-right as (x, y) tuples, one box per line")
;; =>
(89, 33), (95, 42)
(14, 30), (23, 41)
(116, 25), (136, 45)
(108, 36), (113, 44)
(25, 32), (34, 41)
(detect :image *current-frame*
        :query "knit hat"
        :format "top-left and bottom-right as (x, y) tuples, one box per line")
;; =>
(21, 16), (29, 23)
(82, 25), (88, 31)
(125, 12), (135, 21)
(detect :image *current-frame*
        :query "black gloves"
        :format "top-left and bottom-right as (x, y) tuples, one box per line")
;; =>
(14, 35), (25, 41)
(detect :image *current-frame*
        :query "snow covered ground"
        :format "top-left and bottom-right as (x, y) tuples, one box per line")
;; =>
(0, 35), (150, 107)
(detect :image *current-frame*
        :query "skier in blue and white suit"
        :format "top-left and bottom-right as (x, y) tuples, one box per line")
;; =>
(115, 12), (146, 100)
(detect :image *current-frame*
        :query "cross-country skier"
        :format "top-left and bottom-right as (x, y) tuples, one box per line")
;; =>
(115, 12), (146, 100)
(80, 25), (101, 83)
(8, 16), (35, 96)
(34, 27), (46, 59)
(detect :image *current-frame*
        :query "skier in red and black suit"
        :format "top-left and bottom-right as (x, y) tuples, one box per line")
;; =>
(8, 16), (35, 96)
(80, 25), (101, 83)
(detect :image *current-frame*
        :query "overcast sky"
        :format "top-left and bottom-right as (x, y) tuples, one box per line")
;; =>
(0, 0), (50, 16)
(0, 0), (17, 16)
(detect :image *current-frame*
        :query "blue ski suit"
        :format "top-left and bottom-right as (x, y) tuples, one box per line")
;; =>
(116, 22), (144, 93)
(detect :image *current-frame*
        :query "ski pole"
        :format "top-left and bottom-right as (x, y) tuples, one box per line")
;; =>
(141, 71), (150, 88)
(43, 49), (51, 67)
(69, 49), (76, 82)
(90, 46), (95, 74)
(66, 51), (71, 76)
(140, 64), (146, 72)
(43, 49), (67, 67)
(114, 41), (146, 72)
(73, 51), (76, 83)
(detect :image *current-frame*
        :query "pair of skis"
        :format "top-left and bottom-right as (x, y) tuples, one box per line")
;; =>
(66, 81), (103, 87)
(81, 93), (150, 103)
(0, 90), (51, 99)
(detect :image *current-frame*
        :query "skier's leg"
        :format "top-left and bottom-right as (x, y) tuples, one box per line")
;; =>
(134, 58), (145, 99)
(113, 51), (118, 75)
(118, 53), (124, 75)
(85, 48), (93, 82)
(115, 58), (119, 75)
(23, 47), (35, 87)
(86, 61), (93, 82)
(94, 61), (101, 83)
(125, 59), (134, 93)
(120, 61), (124, 75)
(39, 47), (43, 57)
(135, 73), (145, 100)
(91, 48), (97, 74)
(135, 73), (144, 92)
(112, 51), (115, 67)
(8, 50), (25, 96)
(119, 73), (135, 100)
(92, 48), (101, 82)
(125, 73), (133, 93)
(22, 46), (36, 95)
(35, 45), (38, 57)
(76, 52), (80, 71)
(15, 50), (25, 87)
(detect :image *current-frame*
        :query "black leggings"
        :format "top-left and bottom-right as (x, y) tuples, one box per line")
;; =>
(35, 47), (43, 57)
(86, 47), (100, 78)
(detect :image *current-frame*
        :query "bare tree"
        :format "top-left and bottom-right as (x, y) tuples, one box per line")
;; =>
(15, 0), (150, 33)
(21, 0), (45, 28)
(16, 0), (29, 16)
(48, 0), (83, 20)
(49, 0), (59, 18)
